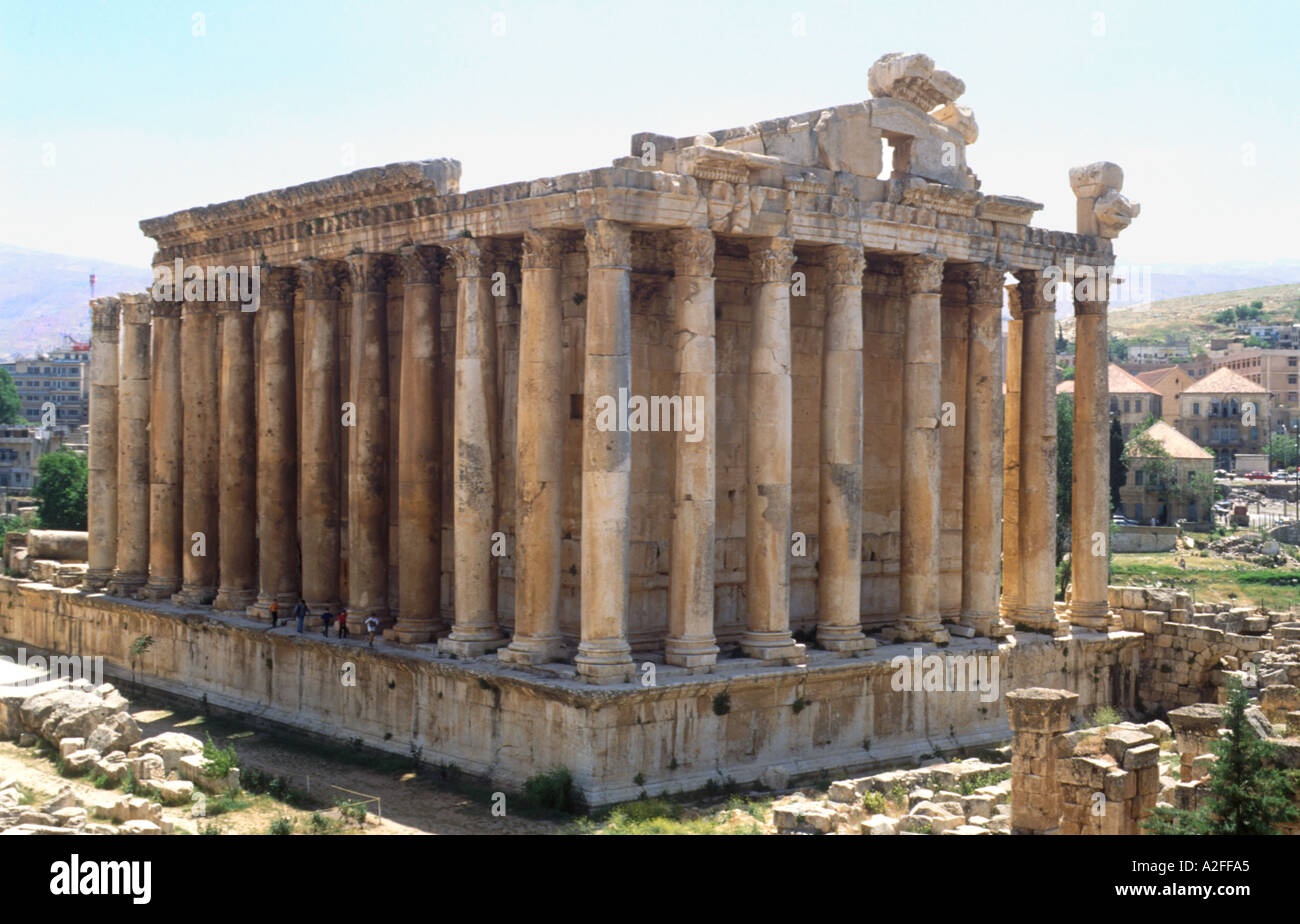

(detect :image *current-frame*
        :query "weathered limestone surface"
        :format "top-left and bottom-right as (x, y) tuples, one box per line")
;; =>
(108, 295), (150, 597)
(85, 298), (119, 590)
(141, 301), (182, 601)
(1006, 687), (1076, 834)
(176, 301), (219, 605)
(212, 303), (256, 611)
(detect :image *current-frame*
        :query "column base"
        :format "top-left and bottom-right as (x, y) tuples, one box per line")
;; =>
(173, 584), (216, 606)
(247, 596), (277, 622)
(212, 588), (256, 611)
(82, 569), (112, 591)
(664, 635), (720, 669)
(107, 573), (146, 598)
(895, 619), (949, 645)
(815, 625), (876, 654)
(574, 639), (635, 684)
(386, 617), (444, 645)
(1009, 606), (1061, 634)
(137, 580), (179, 602)
(739, 631), (806, 664)
(1068, 602), (1111, 631)
(958, 612), (1002, 639)
(499, 635), (564, 666)
(438, 630), (508, 659)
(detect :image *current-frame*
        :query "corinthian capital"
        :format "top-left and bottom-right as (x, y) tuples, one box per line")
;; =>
(902, 251), (946, 294)
(669, 228), (715, 278)
(399, 245), (444, 285)
(749, 236), (796, 284)
(262, 265), (298, 308)
(346, 252), (391, 293)
(521, 229), (567, 271)
(446, 236), (488, 278)
(90, 297), (121, 332)
(960, 260), (1008, 307)
(584, 220), (631, 268)
(1013, 268), (1054, 314)
(824, 243), (865, 287)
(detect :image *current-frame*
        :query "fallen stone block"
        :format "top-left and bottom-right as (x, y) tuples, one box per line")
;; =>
(132, 732), (204, 772)
(58, 737), (85, 758)
(118, 819), (161, 835)
(86, 712), (141, 754)
(64, 748), (100, 774)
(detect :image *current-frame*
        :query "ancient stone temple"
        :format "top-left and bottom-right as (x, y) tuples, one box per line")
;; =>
(65, 53), (1142, 801)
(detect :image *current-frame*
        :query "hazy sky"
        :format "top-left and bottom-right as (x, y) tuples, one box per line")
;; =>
(2, 0), (1296, 269)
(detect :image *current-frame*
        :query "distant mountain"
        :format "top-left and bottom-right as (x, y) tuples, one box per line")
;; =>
(1100, 259), (1300, 312)
(0, 243), (152, 360)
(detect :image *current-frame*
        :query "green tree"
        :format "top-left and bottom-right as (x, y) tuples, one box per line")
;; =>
(0, 368), (23, 425)
(1267, 432), (1300, 468)
(1108, 417), (1125, 512)
(1143, 678), (1298, 834)
(1056, 394), (1073, 570)
(1214, 308), (1237, 325)
(1243, 335), (1267, 348)
(1107, 338), (1129, 361)
(33, 449), (87, 530)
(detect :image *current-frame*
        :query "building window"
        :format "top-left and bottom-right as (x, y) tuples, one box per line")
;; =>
(1123, 399), (1131, 413)
(1193, 426), (1200, 440)
(1135, 470), (1144, 486)
(1193, 402), (1200, 415)
(1135, 503), (1143, 521)
(1187, 470), (1195, 482)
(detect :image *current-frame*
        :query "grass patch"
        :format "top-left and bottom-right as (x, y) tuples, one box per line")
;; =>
(573, 794), (767, 835)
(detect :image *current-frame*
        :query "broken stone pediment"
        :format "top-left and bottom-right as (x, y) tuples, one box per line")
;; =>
(1070, 161), (1140, 238)
(930, 103), (978, 145)
(868, 52), (965, 110)
(676, 144), (781, 183)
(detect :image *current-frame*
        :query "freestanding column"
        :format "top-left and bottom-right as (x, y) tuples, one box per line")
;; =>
(252, 266), (299, 618)
(1015, 269), (1060, 632)
(109, 293), (151, 597)
(85, 296), (120, 590)
(85, 297), (120, 590)
(212, 299), (257, 611)
(176, 300), (219, 604)
(439, 238), (505, 657)
(1069, 265), (1113, 630)
(141, 300), (182, 600)
(345, 253), (392, 627)
(298, 259), (344, 617)
(999, 285), (1024, 622)
(960, 262), (1008, 637)
(392, 245), (444, 644)
(501, 230), (566, 665)
(897, 252), (948, 644)
(664, 228), (720, 668)
(817, 243), (872, 654)
(741, 236), (804, 663)
(575, 220), (635, 682)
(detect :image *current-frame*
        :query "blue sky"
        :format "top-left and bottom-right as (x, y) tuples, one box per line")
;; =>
(2, 0), (1296, 268)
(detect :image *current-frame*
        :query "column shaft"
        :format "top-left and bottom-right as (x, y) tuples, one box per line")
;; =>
(575, 220), (635, 682)
(817, 244), (872, 653)
(346, 253), (391, 625)
(960, 262), (1008, 636)
(501, 230), (566, 665)
(177, 301), (219, 603)
(1070, 268), (1112, 629)
(86, 298), (119, 589)
(109, 294), (151, 596)
(298, 259), (344, 615)
(742, 237), (804, 663)
(898, 253), (947, 643)
(253, 267), (299, 616)
(142, 301), (182, 599)
(1016, 270), (1060, 631)
(1000, 300), (1023, 621)
(393, 246), (444, 643)
(213, 303), (257, 610)
(665, 229), (720, 667)
(439, 238), (504, 656)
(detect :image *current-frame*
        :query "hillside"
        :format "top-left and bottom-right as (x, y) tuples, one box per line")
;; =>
(1060, 282), (1300, 349)
(0, 243), (152, 360)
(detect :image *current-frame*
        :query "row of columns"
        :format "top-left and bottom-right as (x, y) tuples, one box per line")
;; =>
(85, 227), (1111, 684)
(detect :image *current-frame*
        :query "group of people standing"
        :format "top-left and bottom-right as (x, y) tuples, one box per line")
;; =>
(267, 599), (381, 646)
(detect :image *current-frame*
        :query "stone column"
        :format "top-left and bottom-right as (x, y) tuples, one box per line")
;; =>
(664, 228), (720, 668)
(392, 245), (444, 644)
(109, 294), (151, 597)
(1070, 266), (1113, 631)
(86, 297), (120, 590)
(501, 230), (566, 665)
(999, 285), (1023, 622)
(141, 300), (182, 600)
(176, 301), (219, 604)
(817, 243), (872, 653)
(960, 262), (1008, 636)
(345, 253), (391, 627)
(298, 258), (345, 616)
(1006, 687), (1078, 835)
(213, 300), (257, 611)
(897, 252), (947, 644)
(575, 220), (635, 683)
(252, 266), (299, 617)
(741, 236), (804, 663)
(439, 238), (505, 657)
(1015, 269), (1060, 632)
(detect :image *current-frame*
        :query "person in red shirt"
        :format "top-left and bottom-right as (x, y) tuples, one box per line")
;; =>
(337, 607), (350, 640)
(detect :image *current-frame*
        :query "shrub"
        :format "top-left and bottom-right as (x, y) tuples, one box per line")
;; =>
(523, 767), (578, 814)
(201, 733), (239, 780)
(862, 791), (887, 813)
(269, 817), (294, 836)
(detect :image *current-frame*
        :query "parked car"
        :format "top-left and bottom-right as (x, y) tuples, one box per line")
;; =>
(1111, 515), (1137, 526)
(1246, 471), (1271, 480)
(1273, 471), (1292, 479)
(1214, 469), (1229, 478)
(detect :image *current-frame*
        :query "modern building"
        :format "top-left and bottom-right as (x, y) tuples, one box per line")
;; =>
(1118, 420), (1214, 525)
(1057, 363), (1161, 438)
(0, 336), (91, 429)
(1175, 366), (1270, 468)
(1204, 345), (1300, 430)
(0, 426), (55, 493)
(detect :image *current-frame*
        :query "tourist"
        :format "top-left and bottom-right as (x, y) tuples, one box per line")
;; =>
(338, 607), (350, 640)
(268, 599), (279, 628)
(321, 608), (334, 638)
(293, 598), (307, 634)
(365, 615), (379, 647)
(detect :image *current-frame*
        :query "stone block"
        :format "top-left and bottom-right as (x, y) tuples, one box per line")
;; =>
(862, 814), (897, 835)
(1104, 728), (1155, 762)
(1121, 743), (1160, 771)
(118, 819), (161, 835)
(58, 737), (85, 758)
